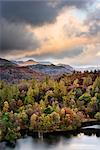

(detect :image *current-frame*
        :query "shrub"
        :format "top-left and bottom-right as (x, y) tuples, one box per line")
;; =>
(95, 112), (100, 120)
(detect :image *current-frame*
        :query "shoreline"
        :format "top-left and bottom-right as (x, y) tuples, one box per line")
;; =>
(0, 119), (100, 145)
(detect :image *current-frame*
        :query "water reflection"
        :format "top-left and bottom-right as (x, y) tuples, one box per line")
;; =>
(82, 125), (100, 129)
(81, 125), (100, 137)
(0, 126), (100, 150)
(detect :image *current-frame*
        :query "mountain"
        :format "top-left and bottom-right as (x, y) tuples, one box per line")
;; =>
(16, 59), (73, 75)
(57, 64), (74, 72)
(0, 58), (73, 82)
(0, 58), (45, 82)
(15, 60), (73, 75)
(0, 65), (45, 82)
(0, 58), (17, 67)
(16, 60), (53, 66)
(17, 59), (38, 66)
(30, 64), (73, 75)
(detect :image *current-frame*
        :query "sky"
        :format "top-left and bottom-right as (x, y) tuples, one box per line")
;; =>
(0, 0), (100, 66)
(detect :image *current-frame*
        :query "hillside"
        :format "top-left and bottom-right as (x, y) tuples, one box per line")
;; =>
(0, 58), (73, 82)
(0, 58), (17, 67)
(0, 58), (45, 82)
(0, 66), (45, 82)
(30, 64), (73, 75)
(16, 59), (73, 75)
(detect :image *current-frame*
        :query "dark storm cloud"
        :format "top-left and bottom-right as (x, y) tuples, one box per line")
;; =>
(54, 0), (94, 9)
(0, 19), (40, 52)
(1, 1), (58, 26)
(86, 8), (100, 36)
(1, 0), (93, 26)
(80, 8), (100, 37)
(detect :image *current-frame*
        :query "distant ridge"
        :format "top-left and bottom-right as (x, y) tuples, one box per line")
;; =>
(0, 58), (74, 82)
(15, 59), (74, 75)
(0, 58), (17, 67)
(0, 58), (45, 82)
(17, 59), (38, 66)
(29, 63), (73, 75)
(16, 60), (52, 66)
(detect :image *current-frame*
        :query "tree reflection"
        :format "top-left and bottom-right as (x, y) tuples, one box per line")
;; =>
(81, 129), (100, 137)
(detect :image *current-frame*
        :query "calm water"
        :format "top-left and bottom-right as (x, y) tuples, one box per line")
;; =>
(1, 125), (100, 150)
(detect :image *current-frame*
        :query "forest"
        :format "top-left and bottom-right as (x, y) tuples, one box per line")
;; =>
(0, 71), (100, 142)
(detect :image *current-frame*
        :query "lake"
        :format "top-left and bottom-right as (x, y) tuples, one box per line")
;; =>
(0, 125), (100, 150)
